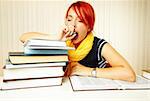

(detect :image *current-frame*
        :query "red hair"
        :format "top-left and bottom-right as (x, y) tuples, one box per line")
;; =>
(66, 1), (95, 33)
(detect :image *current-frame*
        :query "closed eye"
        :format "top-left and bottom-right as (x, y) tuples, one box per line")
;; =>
(79, 20), (83, 22)
(67, 19), (71, 21)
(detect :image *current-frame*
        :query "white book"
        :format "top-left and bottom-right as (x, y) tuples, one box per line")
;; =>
(1, 77), (62, 90)
(5, 59), (66, 69)
(142, 71), (150, 80)
(142, 69), (150, 80)
(3, 66), (64, 80)
(69, 75), (150, 91)
(26, 46), (75, 50)
(24, 39), (66, 47)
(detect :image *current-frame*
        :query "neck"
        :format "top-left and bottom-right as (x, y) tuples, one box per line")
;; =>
(74, 43), (80, 49)
(73, 34), (89, 48)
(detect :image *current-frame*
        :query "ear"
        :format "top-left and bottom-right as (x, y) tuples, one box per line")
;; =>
(87, 26), (91, 32)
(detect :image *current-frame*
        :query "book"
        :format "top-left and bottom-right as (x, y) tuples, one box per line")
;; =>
(24, 48), (68, 55)
(26, 46), (75, 50)
(69, 75), (150, 91)
(5, 59), (66, 69)
(3, 66), (64, 80)
(0, 77), (62, 90)
(9, 52), (27, 56)
(9, 52), (68, 64)
(142, 68), (150, 80)
(24, 39), (66, 47)
(9, 51), (68, 56)
(24, 39), (75, 55)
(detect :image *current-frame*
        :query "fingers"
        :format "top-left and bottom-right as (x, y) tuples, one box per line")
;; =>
(61, 24), (76, 41)
(62, 31), (77, 41)
(67, 32), (77, 40)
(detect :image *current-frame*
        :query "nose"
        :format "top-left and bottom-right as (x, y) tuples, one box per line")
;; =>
(72, 20), (76, 29)
(65, 19), (77, 30)
(71, 20), (76, 28)
(68, 20), (76, 30)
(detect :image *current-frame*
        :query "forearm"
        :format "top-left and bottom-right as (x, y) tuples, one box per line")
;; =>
(76, 64), (136, 82)
(20, 32), (61, 43)
(95, 66), (136, 82)
(70, 62), (135, 82)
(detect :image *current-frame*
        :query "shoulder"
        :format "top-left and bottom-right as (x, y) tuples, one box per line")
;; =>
(93, 36), (107, 48)
(93, 36), (108, 60)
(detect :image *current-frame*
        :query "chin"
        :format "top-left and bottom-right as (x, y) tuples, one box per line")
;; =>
(72, 39), (82, 46)
(71, 38), (78, 43)
(72, 40), (79, 44)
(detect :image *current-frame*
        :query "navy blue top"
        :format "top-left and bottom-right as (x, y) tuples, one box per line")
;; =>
(79, 37), (107, 68)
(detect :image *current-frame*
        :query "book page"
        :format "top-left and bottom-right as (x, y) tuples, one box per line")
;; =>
(114, 75), (150, 90)
(69, 76), (119, 91)
(25, 39), (66, 47)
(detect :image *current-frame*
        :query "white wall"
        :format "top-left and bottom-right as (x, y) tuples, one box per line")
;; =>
(0, 0), (149, 74)
(145, 0), (150, 68)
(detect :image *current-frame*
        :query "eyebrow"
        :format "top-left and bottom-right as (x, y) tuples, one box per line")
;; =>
(67, 15), (80, 20)
(67, 15), (73, 18)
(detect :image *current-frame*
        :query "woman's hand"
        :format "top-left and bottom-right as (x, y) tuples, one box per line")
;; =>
(59, 25), (77, 41)
(70, 62), (93, 77)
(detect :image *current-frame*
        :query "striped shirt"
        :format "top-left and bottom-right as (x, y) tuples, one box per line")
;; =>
(79, 37), (107, 68)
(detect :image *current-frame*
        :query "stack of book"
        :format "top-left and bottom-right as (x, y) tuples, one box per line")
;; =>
(1, 39), (74, 90)
(142, 68), (150, 80)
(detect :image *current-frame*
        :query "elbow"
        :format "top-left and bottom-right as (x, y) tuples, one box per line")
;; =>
(19, 33), (27, 43)
(118, 64), (136, 82)
(128, 72), (136, 82)
(19, 32), (33, 43)
(125, 66), (136, 82)
(19, 36), (25, 43)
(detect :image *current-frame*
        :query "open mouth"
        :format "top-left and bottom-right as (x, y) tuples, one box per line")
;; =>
(72, 32), (78, 40)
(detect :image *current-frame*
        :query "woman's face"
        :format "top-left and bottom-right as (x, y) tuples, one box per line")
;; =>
(66, 8), (90, 45)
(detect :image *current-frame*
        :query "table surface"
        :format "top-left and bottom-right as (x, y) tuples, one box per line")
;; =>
(0, 77), (150, 101)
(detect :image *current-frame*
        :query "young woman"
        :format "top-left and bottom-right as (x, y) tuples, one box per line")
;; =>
(20, 1), (136, 82)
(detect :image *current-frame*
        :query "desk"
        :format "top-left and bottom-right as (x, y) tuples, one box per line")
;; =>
(0, 77), (150, 101)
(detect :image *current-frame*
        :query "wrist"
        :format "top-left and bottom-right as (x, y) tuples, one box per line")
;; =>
(91, 68), (97, 77)
(84, 67), (93, 77)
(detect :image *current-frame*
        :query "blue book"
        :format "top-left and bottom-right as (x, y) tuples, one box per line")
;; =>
(24, 48), (68, 55)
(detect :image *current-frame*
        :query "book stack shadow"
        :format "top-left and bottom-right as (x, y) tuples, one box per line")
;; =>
(1, 39), (74, 90)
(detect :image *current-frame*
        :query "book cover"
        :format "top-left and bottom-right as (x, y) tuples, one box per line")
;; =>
(9, 52), (26, 56)
(9, 52), (68, 64)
